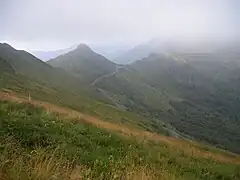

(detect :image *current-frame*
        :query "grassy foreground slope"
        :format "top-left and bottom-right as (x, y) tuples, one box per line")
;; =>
(0, 97), (240, 180)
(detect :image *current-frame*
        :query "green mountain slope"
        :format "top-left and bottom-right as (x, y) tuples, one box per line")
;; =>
(0, 43), (89, 90)
(0, 43), (53, 78)
(48, 44), (117, 83)
(94, 53), (240, 153)
(0, 43), (166, 135)
(0, 57), (15, 74)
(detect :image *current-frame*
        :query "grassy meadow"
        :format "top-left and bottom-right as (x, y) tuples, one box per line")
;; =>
(0, 100), (240, 180)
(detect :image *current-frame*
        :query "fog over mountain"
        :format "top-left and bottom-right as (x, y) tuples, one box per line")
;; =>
(1, 0), (238, 52)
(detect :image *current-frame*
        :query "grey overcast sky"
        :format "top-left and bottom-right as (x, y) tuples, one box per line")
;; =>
(0, 0), (239, 51)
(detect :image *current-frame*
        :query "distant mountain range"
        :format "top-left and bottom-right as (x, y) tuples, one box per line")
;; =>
(114, 39), (240, 64)
(1, 41), (240, 153)
(32, 44), (128, 62)
(32, 39), (240, 65)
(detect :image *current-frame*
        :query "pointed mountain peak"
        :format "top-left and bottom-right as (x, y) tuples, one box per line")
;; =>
(76, 44), (93, 52)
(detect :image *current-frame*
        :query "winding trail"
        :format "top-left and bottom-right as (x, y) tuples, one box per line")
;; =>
(91, 65), (121, 86)
(0, 91), (240, 164)
(91, 65), (132, 86)
(91, 65), (127, 109)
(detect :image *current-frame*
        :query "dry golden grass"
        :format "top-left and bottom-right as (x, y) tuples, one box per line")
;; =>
(0, 154), (158, 180)
(0, 139), (157, 180)
(125, 167), (155, 180)
(0, 91), (239, 165)
(124, 165), (180, 180)
(0, 148), (74, 180)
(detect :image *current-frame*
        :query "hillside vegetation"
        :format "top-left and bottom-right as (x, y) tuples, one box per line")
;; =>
(94, 53), (240, 153)
(1, 97), (240, 180)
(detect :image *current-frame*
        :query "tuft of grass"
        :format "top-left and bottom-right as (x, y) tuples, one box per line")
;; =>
(0, 140), (74, 180)
(125, 166), (157, 180)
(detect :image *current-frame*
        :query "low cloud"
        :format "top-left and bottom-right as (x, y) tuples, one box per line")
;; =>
(0, 0), (238, 50)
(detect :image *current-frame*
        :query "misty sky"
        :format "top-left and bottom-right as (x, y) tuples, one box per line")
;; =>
(0, 0), (239, 51)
